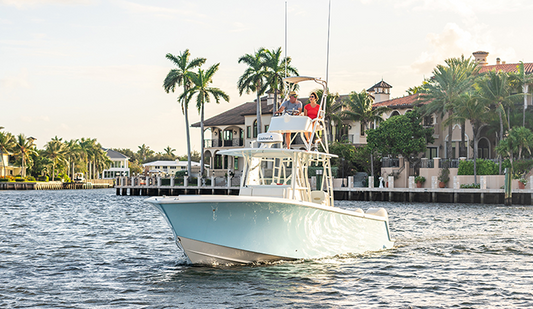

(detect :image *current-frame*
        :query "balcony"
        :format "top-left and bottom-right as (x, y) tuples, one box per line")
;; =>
(205, 138), (244, 148)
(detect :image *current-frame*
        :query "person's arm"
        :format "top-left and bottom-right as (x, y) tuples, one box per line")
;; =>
(303, 105), (308, 117)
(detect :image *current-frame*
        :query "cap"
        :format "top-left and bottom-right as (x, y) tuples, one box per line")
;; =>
(289, 91), (297, 97)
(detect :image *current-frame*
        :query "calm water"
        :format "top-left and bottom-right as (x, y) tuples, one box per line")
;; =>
(1, 189), (532, 308)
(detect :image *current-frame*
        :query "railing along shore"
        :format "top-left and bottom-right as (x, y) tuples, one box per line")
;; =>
(115, 176), (533, 205)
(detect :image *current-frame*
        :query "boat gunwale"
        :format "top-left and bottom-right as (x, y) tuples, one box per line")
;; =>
(145, 195), (389, 222)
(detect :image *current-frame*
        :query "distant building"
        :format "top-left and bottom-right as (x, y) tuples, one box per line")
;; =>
(102, 149), (130, 179)
(142, 160), (202, 177)
(0, 151), (21, 177)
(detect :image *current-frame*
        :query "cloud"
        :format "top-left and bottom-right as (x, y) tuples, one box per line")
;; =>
(118, 0), (206, 19)
(411, 23), (492, 73)
(0, 0), (93, 9)
(0, 69), (30, 91)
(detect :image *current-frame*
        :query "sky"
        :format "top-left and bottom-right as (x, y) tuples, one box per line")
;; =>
(2, 0), (533, 156)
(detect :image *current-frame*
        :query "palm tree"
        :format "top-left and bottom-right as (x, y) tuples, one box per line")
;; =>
(184, 63), (230, 182)
(342, 90), (390, 177)
(64, 139), (81, 180)
(509, 62), (533, 126)
(136, 144), (153, 163)
(43, 139), (67, 181)
(445, 93), (491, 184)
(476, 70), (517, 174)
(0, 131), (15, 178)
(164, 50), (206, 180)
(13, 134), (37, 177)
(163, 146), (176, 157)
(238, 48), (268, 135)
(509, 126), (533, 160)
(315, 89), (342, 143)
(79, 138), (98, 179)
(423, 55), (479, 159)
(263, 47), (299, 111)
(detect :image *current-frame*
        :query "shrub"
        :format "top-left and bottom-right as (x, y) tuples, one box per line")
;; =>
(415, 176), (426, 183)
(15, 177), (25, 182)
(458, 159), (499, 175)
(460, 183), (480, 189)
(37, 176), (49, 182)
(26, 175), (36, 182)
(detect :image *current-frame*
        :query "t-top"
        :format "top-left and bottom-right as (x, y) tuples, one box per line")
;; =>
(305, 103), (320, 119)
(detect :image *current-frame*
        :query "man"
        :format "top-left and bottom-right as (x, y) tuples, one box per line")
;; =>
(276, 91), (302, 148)
(276, 91), (302, 115)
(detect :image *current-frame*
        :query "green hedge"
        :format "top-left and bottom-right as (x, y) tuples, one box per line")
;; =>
(458, 159), (499, 175)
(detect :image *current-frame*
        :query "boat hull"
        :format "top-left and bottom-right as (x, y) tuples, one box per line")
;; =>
(147, 195), (394, 264)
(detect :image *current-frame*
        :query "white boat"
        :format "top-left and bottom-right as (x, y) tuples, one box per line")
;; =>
(146, 76), (394, 265)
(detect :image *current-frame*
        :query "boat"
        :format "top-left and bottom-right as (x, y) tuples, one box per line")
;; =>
(145, 76), (394, 265)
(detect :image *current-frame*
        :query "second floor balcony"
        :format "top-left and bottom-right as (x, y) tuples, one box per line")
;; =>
(205, 138), (244, 148)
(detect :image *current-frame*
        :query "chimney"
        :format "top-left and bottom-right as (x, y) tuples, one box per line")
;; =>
(496, 57), (501, 65)
(266, 91), (274, 105)
(472, 51), (489, 66)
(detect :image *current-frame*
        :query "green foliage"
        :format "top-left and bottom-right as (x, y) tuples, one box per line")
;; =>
(367, 109), (434, 163)
(328, 141), (358, 175)
(414, 176), (425, 183)
(26, 175), (36, 182)
(174, 170), (187, 177)
(503, 159), (533, 179)
(460, 183), (480, 189)
(458, 159), (499, 175)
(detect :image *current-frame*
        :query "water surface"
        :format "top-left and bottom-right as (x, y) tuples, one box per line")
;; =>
(1, 189), (532, 308)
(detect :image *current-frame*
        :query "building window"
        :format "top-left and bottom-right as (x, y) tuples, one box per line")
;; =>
(247, 126), (251, 138)
(253, 120), (258, 138)
(234, 157), (239, 170)
(426, 147), (438, 159)
(264, 125), (269, 132)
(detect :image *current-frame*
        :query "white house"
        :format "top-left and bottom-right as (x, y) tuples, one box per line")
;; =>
(102, 149), (130, 179)
(142, 160), (202, 177)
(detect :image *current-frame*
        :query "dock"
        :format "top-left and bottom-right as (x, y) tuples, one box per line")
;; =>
(0, 181), (113, 190)
(115, 176), (533, 205)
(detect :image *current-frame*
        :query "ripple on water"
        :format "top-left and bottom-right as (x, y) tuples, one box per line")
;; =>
(1, 190), (533, 308)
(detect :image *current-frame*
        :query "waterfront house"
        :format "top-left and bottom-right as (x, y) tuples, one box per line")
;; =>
(142, 160), (201, 177)
(192, 51), (533, 188)
(0, 151), (21, 177)
(102, 149), (131, 179)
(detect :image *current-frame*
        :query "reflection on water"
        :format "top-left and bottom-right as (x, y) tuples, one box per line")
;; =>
(1, 189), (532, 308)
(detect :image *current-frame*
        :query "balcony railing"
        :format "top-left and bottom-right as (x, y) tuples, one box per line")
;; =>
(382, 157), (400, 168)
(205, 138), (244, 148)
(439, 159), (460, 168)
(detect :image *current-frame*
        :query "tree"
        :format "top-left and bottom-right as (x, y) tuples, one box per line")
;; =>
(184, 63), (229, 182)
(509, 62), (533, 126)
(446, 93), (492, 184)
(315, 89), (342, 144)
(136, 144), (153, 164)
(0, 131), (15, 177)
(342, 90), (390, 177)
(43, 139), (67, 181)
(163, 146), (176, 157)
(64, 139), (81, 180)
(164, 50), (206, 180)
(13, 134), (37, 177)
(238, 48), (268, 135)
(367, 110), (434, 167)
(423, 55), (479, 159)
(476, 70), (518, 174)
(263, 47), (299, 111)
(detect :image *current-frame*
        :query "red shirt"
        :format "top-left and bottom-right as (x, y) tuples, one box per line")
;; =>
(305, 104), (320, 119)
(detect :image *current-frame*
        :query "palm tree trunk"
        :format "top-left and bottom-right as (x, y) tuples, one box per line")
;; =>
(460, 120), (466, 157)
(256, 90), (262, 135)
(473, 128), (478, 185)
(447, 111), (453, 159)
(499, 108), (504, 175)
(200, 103), (205, 184)
(183, 90), (192, 180)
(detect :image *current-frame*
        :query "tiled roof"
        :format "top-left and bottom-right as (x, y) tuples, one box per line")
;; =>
(191, 97), (275, 127)
(479, 62), (533, 74)
(373, 93), (426, 108)
(367, 80), (392, 92)
(106, 149), (129, 159)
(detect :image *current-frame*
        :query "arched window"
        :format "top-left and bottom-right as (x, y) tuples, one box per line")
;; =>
(390, 111), (400, 117)
(478, 138), (490, 159)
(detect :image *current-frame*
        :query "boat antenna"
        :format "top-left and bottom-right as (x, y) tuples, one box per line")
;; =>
(325, 0), (331, 94)
(284, 0), (288, 80)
